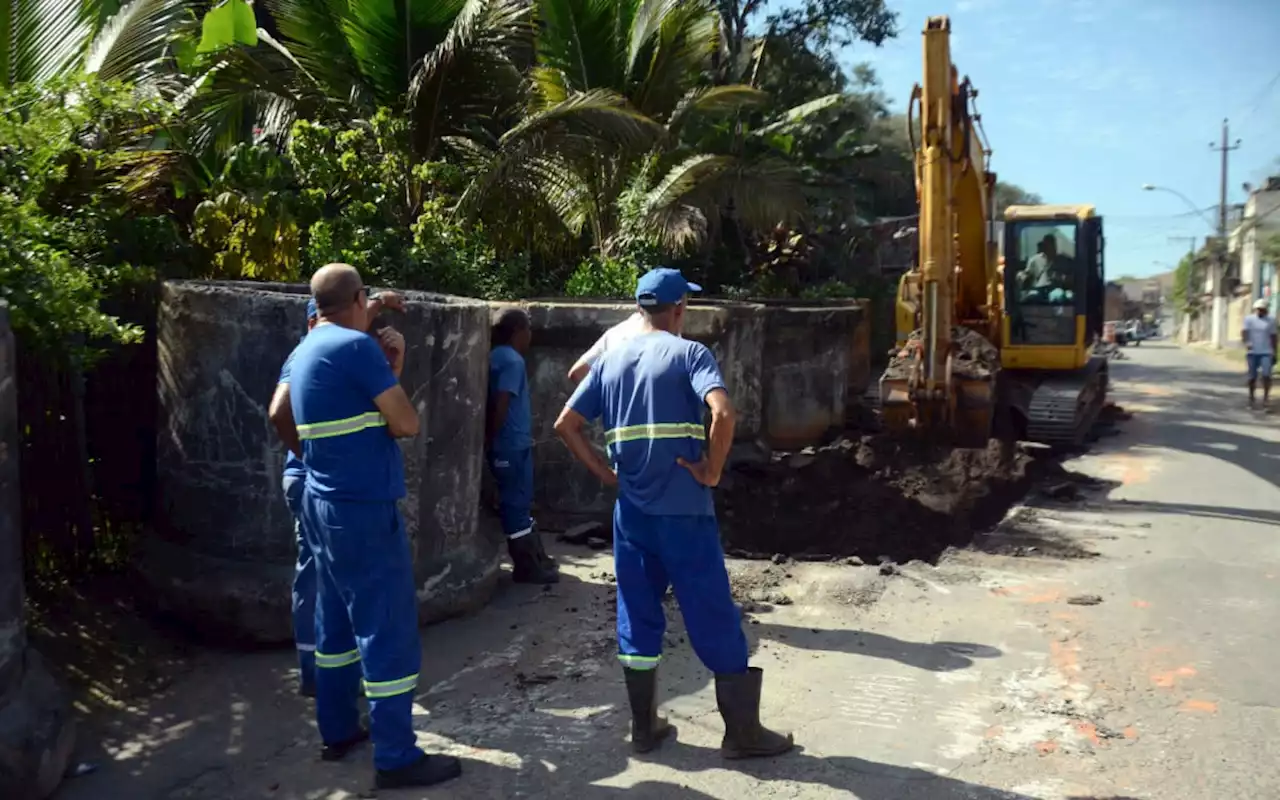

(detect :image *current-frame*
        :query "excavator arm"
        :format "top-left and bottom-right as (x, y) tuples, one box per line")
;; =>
(879, 15), (1002, 446)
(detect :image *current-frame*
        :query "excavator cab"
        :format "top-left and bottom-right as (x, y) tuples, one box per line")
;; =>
(1001, 206), (1105, 368)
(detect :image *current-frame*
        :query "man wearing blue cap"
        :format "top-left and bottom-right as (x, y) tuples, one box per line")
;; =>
(554, 268), (794, 760)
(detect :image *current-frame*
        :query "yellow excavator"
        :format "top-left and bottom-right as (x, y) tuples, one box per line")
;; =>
(878, 16), (1108, 448)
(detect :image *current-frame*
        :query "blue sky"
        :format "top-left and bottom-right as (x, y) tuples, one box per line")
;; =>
(847, 0), (1280, 278)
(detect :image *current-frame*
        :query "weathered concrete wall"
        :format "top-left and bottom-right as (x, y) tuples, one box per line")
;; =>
(756, 299), (871, 448)
(147, 282), (500, 643)
(0, 302), (75, 800)
(489, 298), (868, 520)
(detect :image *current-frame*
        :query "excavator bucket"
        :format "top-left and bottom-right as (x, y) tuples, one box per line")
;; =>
(878, 358), (995, 448)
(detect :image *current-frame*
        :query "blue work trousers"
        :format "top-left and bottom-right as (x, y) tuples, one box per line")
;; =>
(613, 495), (749, 675)
(490, 447), (534, 538)
(300, 489), (425, 772)
(282, 474), (316, 692)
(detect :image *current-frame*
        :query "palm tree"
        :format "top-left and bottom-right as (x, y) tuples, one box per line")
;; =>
(1, 0), (194, 90)
(463, 0), (818, 259)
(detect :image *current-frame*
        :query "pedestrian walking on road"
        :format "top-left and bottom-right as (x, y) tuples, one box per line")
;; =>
(269, 264), (461, 790)
(487, 308), (558, 584)
(1244, 297), (1277, 410)
(554, 268), (794, 760)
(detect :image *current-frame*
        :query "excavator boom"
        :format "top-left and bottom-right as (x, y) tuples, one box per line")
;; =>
(878, 15), (1001, 447)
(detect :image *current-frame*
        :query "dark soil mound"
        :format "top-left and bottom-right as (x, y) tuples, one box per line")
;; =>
(717, 436), (1056, 563)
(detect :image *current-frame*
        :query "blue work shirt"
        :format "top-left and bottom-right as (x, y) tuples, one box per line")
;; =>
(489, 345), (533, 453)
(287, 323), (405, 502)
(567, 331), (725, 517)
(278, 346), (306, 480)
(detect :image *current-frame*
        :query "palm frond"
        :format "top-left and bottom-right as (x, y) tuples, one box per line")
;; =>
(8, 0), (97, 87)
(84, 0), (189, 84)
(753, 93), (846, 137)
(641, 153), (808, 251)
(665, 84), (766, 135)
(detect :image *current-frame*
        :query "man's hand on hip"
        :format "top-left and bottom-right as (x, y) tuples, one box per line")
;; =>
(677, 456), (721, 487)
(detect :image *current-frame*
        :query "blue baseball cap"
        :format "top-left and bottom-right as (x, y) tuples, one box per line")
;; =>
(636, 268), (701, 307)
(305, 297), (318, 321)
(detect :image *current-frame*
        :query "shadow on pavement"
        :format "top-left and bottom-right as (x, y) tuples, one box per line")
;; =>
(1100, 348), (1280, 488)
(750, 622), (1002, 672)
(1097, 498), (1280, 527)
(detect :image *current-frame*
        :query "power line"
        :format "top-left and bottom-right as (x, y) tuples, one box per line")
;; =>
(1236, 67), (1280, 131)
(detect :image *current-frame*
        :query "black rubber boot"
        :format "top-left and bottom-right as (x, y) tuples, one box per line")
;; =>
(320, 727), (370, 762)
(530, 527), (560, 573)
(623, 667), (674, 753)
(715, 667), (795, 759)
(509, 534), (559, 584)
(375, 752), (463, 789)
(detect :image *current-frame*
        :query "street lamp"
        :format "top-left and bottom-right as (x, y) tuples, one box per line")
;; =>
(1141, 184), (1217, 228)
(1141, 183), (1225, 348)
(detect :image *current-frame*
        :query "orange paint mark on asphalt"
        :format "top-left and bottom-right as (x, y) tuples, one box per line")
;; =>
(1151, 665), (1197, 688)
(1052, 612), (1078, 622)
(1133, 600), (1151, 609)
(1075, 721), (1102, 746)
(1034, 740), (1058, 755)
(1180, 699), (1218, 714)
(984, 725), (1004, 739)
(1123, 726), (1139, 740)
(1051, 640), (1081, 675)
(1024, 591), (1063, 604)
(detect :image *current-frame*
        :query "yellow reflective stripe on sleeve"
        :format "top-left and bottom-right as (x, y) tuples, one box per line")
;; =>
(604, 423), (705, 446)
(618, 654), (661, 670)
(297, 412), (386, 440)
(315, 648), (361, 669)
(363, 673), (419, 698)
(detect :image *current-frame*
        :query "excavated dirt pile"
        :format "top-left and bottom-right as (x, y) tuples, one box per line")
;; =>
(882, 326), (1001, 381)
(718, 435), (1062, 564)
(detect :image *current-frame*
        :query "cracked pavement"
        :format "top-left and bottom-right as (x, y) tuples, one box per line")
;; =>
(53, 341), (1280, 799)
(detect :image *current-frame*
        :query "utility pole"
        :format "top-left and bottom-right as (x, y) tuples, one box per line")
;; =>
(1168, 236), (1196, 342)
(1209, 118), (1242, 349)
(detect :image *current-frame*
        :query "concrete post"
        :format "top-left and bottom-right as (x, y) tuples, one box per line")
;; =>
(0, 302), (75, 800)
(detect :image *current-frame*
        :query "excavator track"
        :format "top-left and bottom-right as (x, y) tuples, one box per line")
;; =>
(1021, 357), (1109, 447)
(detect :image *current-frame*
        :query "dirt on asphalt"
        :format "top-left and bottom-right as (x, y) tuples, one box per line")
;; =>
(718, 435), (1096, 564)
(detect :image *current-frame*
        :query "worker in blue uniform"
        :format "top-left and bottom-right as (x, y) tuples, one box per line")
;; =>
(553, 268), (794, 759)
(487, 309), (558, 584)
(278, 298), (320, 697)
(276, 291), (406, 699)
(268, 264), (461, 789)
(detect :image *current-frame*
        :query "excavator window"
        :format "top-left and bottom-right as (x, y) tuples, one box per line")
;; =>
(1005, 220), (1082, 345)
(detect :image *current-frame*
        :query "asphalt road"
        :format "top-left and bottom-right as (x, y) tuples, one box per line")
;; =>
(53, 340), (1280, 800)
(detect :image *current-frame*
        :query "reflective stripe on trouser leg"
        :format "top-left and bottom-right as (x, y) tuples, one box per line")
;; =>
(287, 478), (317, 690)
(613, 497), (670, 671)
(491, 447), (535, 538)
(306, 493), (425, 772)
(302, 487), (362, 745)
(661, 512), (749, 675)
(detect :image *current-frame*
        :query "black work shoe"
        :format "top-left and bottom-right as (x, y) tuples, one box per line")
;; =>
(298, 682), (316, 699)
(320, 727), (370, 762)
(375, 753), (463, 789)
(715, 667), (795, 760)
(508, 535), (559, 584)
(623, 667), (674, 753)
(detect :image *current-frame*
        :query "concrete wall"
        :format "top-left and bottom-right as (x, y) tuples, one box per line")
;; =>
(146, 281), (501, 643)
(0, 302), (75, 799)
(489, 299), (870, 520)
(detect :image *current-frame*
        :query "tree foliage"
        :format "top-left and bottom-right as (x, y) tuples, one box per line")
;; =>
(0, 0), (1045, 320)
(0, 77), (186, 357)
